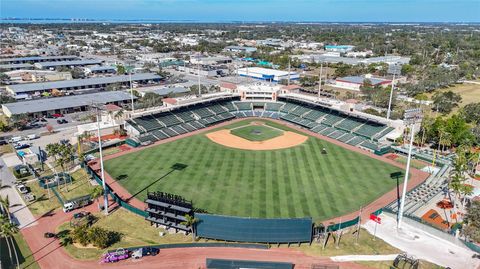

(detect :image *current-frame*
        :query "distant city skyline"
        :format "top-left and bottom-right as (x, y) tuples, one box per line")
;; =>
(1, 0), (479, 23)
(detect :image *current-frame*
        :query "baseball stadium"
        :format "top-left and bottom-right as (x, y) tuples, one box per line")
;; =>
(87, 83), (428, 245)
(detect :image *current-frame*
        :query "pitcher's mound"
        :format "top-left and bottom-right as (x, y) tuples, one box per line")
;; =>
(206, 129), (308, 150)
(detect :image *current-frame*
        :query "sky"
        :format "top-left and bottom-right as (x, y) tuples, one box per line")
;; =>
(1, 0), (479, 22)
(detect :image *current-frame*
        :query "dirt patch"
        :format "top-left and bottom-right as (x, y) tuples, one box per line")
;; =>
(206, 129), (308, 150)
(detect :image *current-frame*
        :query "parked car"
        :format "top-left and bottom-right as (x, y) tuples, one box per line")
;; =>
(52, 113), (63, 118)
(23, 193), (35, 202)
(0, 138), (7, 145)
(44, 232), (56, 238)
(56, 119), (68, 124)
(26, 134), (39, 140)
(14, 143), (30, 150)
(131, 247), (159, 259)
(16, 184), (28, 194)
(101, 249), (130, 263)
(73, 211), (90, 219)
(9, 136), (23, 143)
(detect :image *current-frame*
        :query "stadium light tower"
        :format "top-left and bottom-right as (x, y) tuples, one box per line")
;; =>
(92, 103), (109, 215)
(386, 73), (396, 120)
(126, 65), (135, 114)
(318, 62), (323, 99)
(397, 108), (423, 229)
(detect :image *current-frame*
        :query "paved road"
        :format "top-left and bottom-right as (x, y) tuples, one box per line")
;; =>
(0, 157), (37, 229)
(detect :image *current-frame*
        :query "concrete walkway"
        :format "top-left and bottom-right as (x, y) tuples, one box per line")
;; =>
(0, 158), (37, 229)
(331, 254), (398, 262)
(363, 213), (480, 269)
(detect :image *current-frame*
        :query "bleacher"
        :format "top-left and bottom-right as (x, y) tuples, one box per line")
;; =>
(157, 114), (183, 127)
(234, 102), (252, 111)
(126, 98), (395, 152)
(336, 117), (365, 132)
(322, 113), (346, 127)
(265, 102), (284, 111)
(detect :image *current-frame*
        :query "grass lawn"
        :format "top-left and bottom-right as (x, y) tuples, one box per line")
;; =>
(0, 234), (41, 269)
(25, 169), (94, 216)
(288, 227), (398, 257)
(58, 169), (95, 201)
(105, 119), (402, 222)
(230, 124), (283, 141)
(0, 144), (14, 154)
(426, 82), (480, 115)
(57, 208), (201, 260)
(93, 147), (122, 158)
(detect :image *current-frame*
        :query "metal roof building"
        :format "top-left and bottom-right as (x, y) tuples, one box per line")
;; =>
(0, 55), (79, 64)
(237, 67), (299, 82)
(34, 59), (104, 69)
(0, 63), (34, 71)
(6, 73), (163, 95)
(2, 91), (135, 117)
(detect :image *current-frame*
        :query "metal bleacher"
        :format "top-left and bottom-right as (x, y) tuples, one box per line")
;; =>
(195, 213), (312, 243)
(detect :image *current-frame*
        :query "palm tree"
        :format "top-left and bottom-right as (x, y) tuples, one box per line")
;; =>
(0, 207), (19, 268)
(181, 214), (199, 240)
(90, 186), (103, 211)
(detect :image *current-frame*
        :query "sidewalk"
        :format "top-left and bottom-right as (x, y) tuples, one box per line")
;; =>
(363, 213), (480, 269)
(0, 158), (37, 229)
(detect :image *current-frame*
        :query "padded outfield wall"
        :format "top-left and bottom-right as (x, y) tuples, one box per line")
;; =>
(195, 213), (312, 244)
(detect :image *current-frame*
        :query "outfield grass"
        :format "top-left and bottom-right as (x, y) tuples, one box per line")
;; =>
(105, 120), (402, 222)
(230, 124), (283, 141)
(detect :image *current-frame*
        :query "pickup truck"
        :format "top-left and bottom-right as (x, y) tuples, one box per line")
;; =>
(63, 195), (93, 212)
(131, 247), (159, 259)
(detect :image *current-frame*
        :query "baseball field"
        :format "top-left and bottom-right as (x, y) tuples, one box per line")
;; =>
(104, 119), (402, 221)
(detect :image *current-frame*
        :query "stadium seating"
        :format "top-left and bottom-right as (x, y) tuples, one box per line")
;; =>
(289, 105), (311, 117)
(265, 102), (284, 111)
(151, 130), (169, 140)
(132, 115), (164, 132)
(336, 117), (365, 132)
(322, 113), (346, 127)
(175, 110), (196, 122)
(280, 102), (298, 113)
(303, 110), (326, 122)
(193, 107), (215, 118)
(337, 133), (356, 143)
(209, 104), (228, 114)
(234, 102), (252, 111)
(346, 136), (366, 146)
(157, 114), (183, 127)
(222, 102), (237, 112)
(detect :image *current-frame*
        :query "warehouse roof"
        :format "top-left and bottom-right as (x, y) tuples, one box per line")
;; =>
(150, 87), (189, 96)
(2, 91), (135, 115)
(86, 66), (116, 72)
(0, 55), (79, 63)
(0, 63), (34, 70)
(34, 59), (103, 68)
(7, 73), (162, 94)
(238, 67), (297, 76)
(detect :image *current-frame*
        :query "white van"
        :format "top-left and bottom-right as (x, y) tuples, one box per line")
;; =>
(27, 134), (39, 140)
(9, 136), (23, 143)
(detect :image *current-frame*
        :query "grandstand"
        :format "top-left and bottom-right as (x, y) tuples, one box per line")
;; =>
(125, 97), (397, 152)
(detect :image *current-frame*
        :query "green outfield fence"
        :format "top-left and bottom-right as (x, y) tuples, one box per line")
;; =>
(38, 173), (72, 189)
(84, 162), (147, 218)
(107, 242), (268, 253)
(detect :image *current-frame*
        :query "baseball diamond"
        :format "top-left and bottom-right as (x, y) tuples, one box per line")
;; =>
(104, 119), (403, 222)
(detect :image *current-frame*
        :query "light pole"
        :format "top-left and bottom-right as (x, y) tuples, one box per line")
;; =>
(318, 62), (323, 99)
(397, 108), (423, 229)
(93, 104), (109, 215)
(386, 73), (396, 120)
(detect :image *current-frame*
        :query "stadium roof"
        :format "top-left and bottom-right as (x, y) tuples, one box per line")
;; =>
(85, 66), (116, 72)
(150, 86), (189, 96)
(7, 73), (163, 94)
(2, 91), (135, 115)
(195, 213), (312, 243)
(0, 55), (79, 64)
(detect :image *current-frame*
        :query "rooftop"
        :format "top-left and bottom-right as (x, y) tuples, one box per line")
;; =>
(34, 59), (104, 68)
(2, 91), (135, 115)
(0, 55), (79, 63)
(7, 73), (162, 94)
(336, 76), (391, 85)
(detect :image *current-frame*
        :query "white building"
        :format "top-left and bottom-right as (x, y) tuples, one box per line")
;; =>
(237, 67), (299, 82)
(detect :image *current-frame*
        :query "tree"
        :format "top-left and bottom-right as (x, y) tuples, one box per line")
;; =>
(401, 64), (414, 76)
(460, 103), (480, 123)
(181, 214), (199, 240)
(464, 200), (480, 243)
(90, 186), (104, 211)
(432, 91), (462, 114)
(116, 65), (126, 75)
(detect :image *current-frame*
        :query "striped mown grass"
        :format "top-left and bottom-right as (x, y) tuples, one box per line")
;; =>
(104, 120), (402, 222)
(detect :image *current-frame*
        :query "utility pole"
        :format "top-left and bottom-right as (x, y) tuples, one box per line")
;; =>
(94, 104), (109, 215)
(287, 59), (291, 86)
(397, 108), (423, 229)
(318, 63), (323, 99)
(129, 71), (135, 114)
(386, 73), (396, 120)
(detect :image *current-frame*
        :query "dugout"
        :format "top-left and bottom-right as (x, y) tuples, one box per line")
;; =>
(195, 213), (312, 244)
